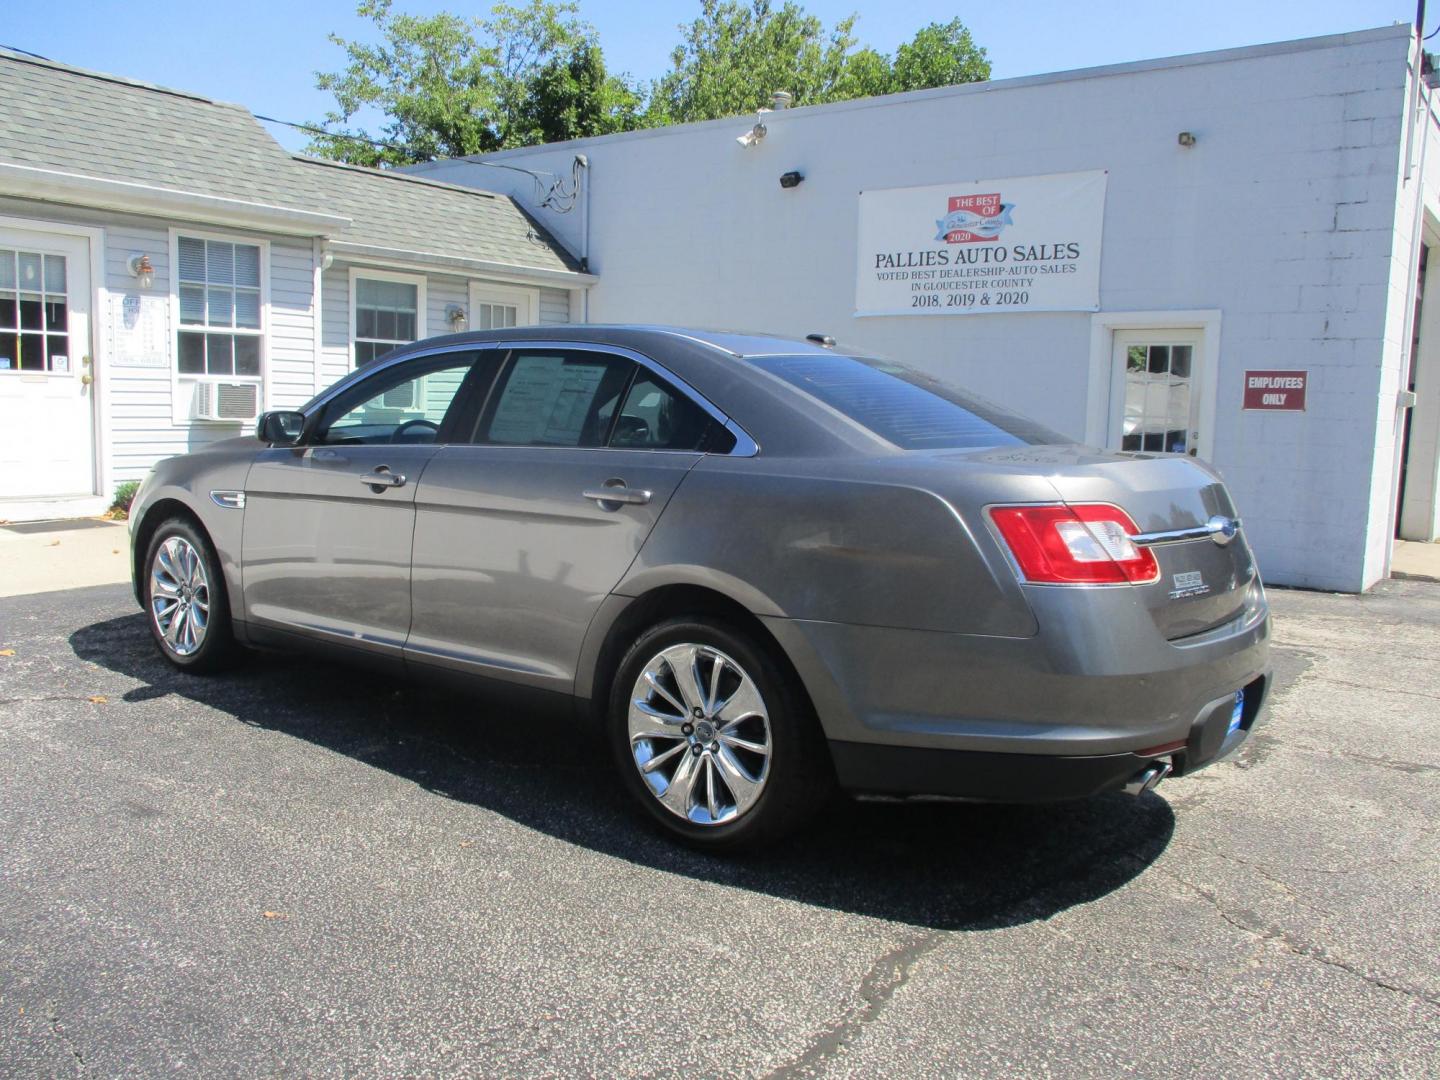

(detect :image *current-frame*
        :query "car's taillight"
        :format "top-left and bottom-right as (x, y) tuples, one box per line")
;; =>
(989, 504), (1159, 585)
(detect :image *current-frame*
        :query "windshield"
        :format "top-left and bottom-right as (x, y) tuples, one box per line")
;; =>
(750, 354), (1063, 450)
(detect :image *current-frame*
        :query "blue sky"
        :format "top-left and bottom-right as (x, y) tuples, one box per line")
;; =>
(2, 1), (1424, 152)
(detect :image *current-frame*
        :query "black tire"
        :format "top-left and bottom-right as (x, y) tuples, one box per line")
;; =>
(141, 517), (240, 673)
(608, 616), (833, 851)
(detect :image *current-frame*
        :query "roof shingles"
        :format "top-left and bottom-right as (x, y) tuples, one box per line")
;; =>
(0, 50), (579, 275)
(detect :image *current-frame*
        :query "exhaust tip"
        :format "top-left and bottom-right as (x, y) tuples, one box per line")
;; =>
(1123, 760), (1173, 797)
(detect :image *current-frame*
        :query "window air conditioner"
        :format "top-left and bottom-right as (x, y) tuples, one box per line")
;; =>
(192, 381), (261, 422)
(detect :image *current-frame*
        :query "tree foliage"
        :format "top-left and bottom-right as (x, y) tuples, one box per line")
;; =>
(646, 2), (990, 123)
(308, 0), (642, 165)
(307, 0), (989, 165)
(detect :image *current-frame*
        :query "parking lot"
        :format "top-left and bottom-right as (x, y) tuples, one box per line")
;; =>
(1, 579), (1437, 1077)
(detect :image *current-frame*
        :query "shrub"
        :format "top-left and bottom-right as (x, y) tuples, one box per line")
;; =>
(109, 480), (141, 520)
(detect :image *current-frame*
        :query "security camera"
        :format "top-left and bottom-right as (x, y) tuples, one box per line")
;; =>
(736, 122), (767, 147)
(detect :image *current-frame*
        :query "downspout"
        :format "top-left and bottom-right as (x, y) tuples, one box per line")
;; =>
(311, 238), (326, 397)
(578, 153), (591, 323)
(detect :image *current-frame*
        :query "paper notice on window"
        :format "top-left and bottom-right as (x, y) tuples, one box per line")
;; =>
(489, 355), (609, 445)
(108, 293), (170, 368)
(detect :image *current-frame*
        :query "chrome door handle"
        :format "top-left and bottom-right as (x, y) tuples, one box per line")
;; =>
(361, 468), (407, 489)
(584, 486), (651, 506)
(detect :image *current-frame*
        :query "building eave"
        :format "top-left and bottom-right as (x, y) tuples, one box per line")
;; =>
(325, 239), (596, 286)
(0, 161), (350, 235)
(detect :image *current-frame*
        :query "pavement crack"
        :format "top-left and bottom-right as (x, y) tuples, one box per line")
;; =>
(1157, 870), (1440, 1013)
(1308, 676), (1440, 703)
(46, 999), (88, 1075)
(1280, 740), (1440, 776)
(765, 930), (946, 1078)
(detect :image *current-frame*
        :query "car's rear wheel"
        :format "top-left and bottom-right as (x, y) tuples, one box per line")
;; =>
(143, 518), (238, 673)
(608, 616), (832, 850)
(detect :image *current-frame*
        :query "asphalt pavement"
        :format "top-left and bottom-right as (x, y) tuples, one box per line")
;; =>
(0, 581), (1437, 1077)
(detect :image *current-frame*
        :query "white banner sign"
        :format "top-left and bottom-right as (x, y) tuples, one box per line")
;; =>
(855, 170), (1106, 317)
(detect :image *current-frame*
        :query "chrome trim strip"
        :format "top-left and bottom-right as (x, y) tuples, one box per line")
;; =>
(1131, 515), (1241, 548)
(209, 489), (246, 510)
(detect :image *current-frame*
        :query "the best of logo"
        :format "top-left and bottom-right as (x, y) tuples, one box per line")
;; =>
(935, 193), (1015, 243)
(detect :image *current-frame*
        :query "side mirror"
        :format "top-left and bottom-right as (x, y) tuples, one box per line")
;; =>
(257, 410), (305, 446)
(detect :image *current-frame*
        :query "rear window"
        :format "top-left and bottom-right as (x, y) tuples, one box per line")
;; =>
(750, 354), (1060, 450)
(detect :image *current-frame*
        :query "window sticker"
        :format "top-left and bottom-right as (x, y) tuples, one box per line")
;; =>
(489, 355), (610, 445)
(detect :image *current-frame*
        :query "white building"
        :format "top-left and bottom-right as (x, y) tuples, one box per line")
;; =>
(0, 50), (592, 522)
(408, 24), (1440, 593)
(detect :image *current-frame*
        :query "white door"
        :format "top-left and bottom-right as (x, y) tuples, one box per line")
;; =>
(1108, 328), (1204, 457)
(0, 229), (95, 497)
(467, 282), (538, 330)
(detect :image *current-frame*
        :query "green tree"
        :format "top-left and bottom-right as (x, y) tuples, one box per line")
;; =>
(646, 3), (989, 124)
(511, 41), (646, 144)
(308, 0), (640, 165)
(890, 18), (990, 93)
(647, 0), (860, 123)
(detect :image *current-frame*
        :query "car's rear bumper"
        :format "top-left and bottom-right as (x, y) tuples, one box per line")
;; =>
(828, 670), (1270, 801)
(760, 595), (1271, 801)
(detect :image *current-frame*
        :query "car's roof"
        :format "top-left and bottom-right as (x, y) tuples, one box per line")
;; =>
(420, 323), (847, 359)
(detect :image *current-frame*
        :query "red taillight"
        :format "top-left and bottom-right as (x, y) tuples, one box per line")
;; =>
(989, 504), (1159, 585)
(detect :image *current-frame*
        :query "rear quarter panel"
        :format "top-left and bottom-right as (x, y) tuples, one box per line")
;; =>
(617, 455), (1042, 638)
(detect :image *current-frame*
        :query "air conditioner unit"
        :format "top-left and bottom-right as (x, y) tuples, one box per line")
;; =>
(191, 381), (261, 422)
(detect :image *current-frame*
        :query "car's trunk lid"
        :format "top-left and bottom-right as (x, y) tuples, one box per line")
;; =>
(1039, 451), (1259, 640)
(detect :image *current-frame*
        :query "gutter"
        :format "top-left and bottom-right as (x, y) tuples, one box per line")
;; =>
(326, 240), (597, 287)
(0, 162), (350, 235)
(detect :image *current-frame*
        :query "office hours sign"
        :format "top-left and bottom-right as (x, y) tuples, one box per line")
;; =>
(856, 170), (1106, 317)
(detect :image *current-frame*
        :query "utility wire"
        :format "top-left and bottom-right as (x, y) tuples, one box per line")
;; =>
(0, 43), (53, 60)
(253, 113), (580, 212)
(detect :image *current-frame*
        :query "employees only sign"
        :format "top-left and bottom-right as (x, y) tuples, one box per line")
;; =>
(856, 171), (1107, 317)
(1243, 370), (1307, 411)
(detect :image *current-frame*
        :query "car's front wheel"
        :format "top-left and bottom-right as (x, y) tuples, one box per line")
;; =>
(608, 616), (832, 850)
(142, 518), (238, 673)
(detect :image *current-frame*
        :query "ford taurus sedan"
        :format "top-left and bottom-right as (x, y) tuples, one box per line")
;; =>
(129, 326), (1271, 849)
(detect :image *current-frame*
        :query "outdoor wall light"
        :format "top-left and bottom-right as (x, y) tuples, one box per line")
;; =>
(779, 171), (804, 189)
(446, 303), (468, 332)
(736, 121), (767, 148)
(127, 253), (154, 289)
(1177, 131), (1197, 147)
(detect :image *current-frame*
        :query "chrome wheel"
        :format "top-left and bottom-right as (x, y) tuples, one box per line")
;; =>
(627, 643), (772, 826)
(150, 536), (210, 658)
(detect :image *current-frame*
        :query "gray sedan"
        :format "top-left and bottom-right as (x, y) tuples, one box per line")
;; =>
(128, 326), (1270, 849)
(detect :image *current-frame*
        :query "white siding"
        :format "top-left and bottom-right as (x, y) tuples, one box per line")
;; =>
(268, 239), (317, 409)
(539, 287), (569, 324)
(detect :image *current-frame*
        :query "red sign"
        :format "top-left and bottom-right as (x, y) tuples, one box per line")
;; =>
(1243, 370), (1307, 411)
(938, 193), (1011, 243)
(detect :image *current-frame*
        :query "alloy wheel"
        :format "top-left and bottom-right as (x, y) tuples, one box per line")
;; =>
(626, 643), (772, 826)
(150, 536), (210, 657)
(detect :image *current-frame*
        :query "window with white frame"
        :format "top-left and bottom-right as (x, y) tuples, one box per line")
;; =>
(354, 275), (420, 366)
(177, 235), (262, 378)
(468, 281), (537, 330)
(473, 300), (518, 330)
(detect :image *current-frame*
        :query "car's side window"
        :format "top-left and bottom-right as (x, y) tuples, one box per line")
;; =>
(477, 350), (635, 448)
(315, 352), (488, 446)
(609, 371), (716, 451)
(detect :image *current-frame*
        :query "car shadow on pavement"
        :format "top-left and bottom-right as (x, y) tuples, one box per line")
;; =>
(71, 612), (1174, 933)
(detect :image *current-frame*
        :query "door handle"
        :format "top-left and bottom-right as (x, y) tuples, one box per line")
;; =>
(584, 485), (651, 507)
(361, 467), (407, 490)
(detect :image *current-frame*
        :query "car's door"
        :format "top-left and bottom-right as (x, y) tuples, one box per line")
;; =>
(406, 343), (736, 692)
(242, 348), (497, 664)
